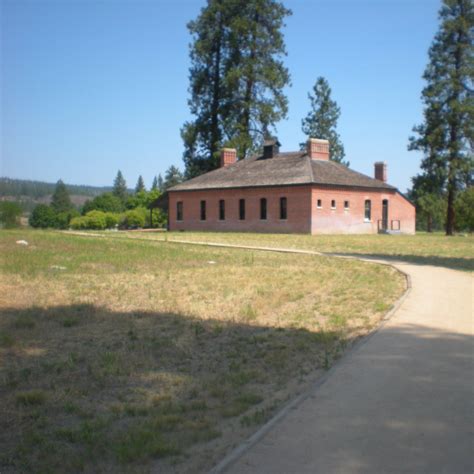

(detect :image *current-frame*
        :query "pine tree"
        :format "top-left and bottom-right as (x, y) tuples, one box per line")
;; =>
(163, 166), (184, 191)
(301, 77), (347, 165)
(409, 0), (473, 235)
(181, 0), (233, 178)
(151, 176), (158, 191)
(51, 179), (73, 213)
(157, 174), (164, 192)
(113, 170), (128, 202)
(226, 0), (292, 160)
(135, 175), (146, 193)
(182, 0), (291, 177)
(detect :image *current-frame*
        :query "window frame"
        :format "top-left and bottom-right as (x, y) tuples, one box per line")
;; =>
(176, 201), (183, 221)
(200, 200), (206, 221)
(331, 199), (336, 209)
(317, 199), (322, 209)
(344, 200), (350, 210)
(260, 198), (267, 220)
(279, 197), (287, 220)
(218, 199), (225, 221)
(239, 199), (246, 220)
(364, 199), (371, 221)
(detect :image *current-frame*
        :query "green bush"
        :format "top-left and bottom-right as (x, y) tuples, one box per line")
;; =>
(82, 193), (124, 214)
(85, 211), (107, 230)
(105, 212), (120, 229)
(56, 210), (80, 229)
(147, 209), (167, 228)
(0, 201), (23, 228)
(29, 204), (57, 228)
(455, 187), (474, 232)
(121, 208), (146, 229)
(70, 216), (89, 230)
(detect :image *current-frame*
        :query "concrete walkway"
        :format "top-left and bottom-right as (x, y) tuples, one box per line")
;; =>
(214, 261), (473, 474)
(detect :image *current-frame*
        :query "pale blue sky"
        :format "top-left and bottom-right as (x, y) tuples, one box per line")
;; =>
(1, 0), (439, 192)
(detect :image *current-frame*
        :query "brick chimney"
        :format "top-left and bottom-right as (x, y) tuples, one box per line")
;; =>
(374, 161), (387, 183)
(220, 148), (237, 168)
(307, 138), (329, 160)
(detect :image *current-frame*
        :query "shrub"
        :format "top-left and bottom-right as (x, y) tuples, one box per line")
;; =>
(56, 210), (80, 229)
(105, 212), (120, 229)
(70, 216), (89, 230)
(147, 209), (167, 228)
(82, 193), (124, 214)
(455, 187), (474, 232)
(121, 208), (146, 229)
(0, 201), (23, 228)
(85, 211), (107, 230)
(29, 204), (57, 228)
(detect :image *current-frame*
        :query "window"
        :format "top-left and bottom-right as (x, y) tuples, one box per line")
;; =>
(317, 199), (322, 208)
(344, 200), (350, 210)
(239, 199), (246, 220)
(219, 200), (225, 220)
(200, 200), (206, 221)
(365, 200), (371, 221)
(260, 198), (267, 220)
(331, 199), (336, 209)
(280, 197), (287, 220)
(176, 201), (183, 221)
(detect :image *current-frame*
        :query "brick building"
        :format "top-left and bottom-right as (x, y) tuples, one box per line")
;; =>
(168, 138), (415, 234)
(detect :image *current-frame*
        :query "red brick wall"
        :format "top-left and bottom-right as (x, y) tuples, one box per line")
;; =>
(311, 186), (415, 234)
(168, 186), (312, 233)
(168, 185), (415, 234)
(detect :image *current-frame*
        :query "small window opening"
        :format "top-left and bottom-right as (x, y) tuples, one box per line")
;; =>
(219, 200), (225, 220)
(365, 200), (371, 221)
(344, 200), (350, 210)
(331, 200), (336, 209)
(260, 198), (267, 220)
(239, 199), (246, 220)
(317, 199), (322, 208)
(177, 201), (183, 221)
(280, 197), (287, 220)
(200, 200), (206, 221)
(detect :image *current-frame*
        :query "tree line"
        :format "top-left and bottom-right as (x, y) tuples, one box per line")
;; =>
(24, 167), (184, 230)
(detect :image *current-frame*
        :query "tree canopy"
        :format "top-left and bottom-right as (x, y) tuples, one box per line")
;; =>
(409, 0), (473, 235)
(113, 170), (128, 202)
(301, 77), (347, 166)
(51, 180), (73, 213)
(182, 0), (292, 177)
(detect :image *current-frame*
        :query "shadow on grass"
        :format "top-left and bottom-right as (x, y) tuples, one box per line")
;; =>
(0, 303), (341, 474)
(329, 252), (474, 272)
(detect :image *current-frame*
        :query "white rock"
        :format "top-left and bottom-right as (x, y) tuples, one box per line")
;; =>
(16, 240), (28, 245)
(208, 261), (216, 264)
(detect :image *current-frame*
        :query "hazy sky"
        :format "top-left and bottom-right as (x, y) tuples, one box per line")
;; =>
(1, 0), (440, 192)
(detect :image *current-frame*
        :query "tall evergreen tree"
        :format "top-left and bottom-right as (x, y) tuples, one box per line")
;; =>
(113, 170), (128, 202)
(226, 0), (292, 160)
(151, 176), (159, 191)
(409, 0), (473, 235)
(163, 166), (184, 191)
(135, 175), (146, 193)
(51, 180), (73, 213)
(181, 0), (233, 178)
(182, 0), (291, 177)
(301, 77), (347, 165)
(157, 174), (164, 192)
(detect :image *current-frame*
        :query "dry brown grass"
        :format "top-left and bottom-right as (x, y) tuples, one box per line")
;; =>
(0, 229), (404, 473)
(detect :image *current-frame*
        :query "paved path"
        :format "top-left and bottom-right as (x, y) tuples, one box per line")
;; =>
(215, 261), (473, 474)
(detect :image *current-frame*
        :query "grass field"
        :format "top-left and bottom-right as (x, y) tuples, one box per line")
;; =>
(1, 229), (406, 473)
(117, 230), (474, 272)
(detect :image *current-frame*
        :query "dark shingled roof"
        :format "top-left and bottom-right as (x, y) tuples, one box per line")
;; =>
(169, 151), (396, 192)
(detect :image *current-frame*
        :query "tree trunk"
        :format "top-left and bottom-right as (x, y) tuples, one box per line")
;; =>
(427, 214), (433, 233)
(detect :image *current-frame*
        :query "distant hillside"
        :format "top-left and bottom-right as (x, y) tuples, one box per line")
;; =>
(0, 177), (112, 199)
(0, 177), (116, 213)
